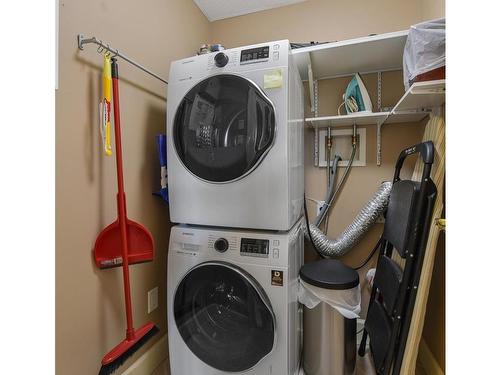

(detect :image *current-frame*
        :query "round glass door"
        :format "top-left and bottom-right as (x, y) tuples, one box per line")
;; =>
(173, 74), (276, 182)
(174, 262), (275, 372)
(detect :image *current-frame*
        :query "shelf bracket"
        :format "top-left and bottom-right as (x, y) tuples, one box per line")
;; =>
(314, 127), (319, 167)
(313, 80), (319, 117)
(376, 120), (383, 166)
(312, 80), (319, 167)
(308, 64), (315, 113)
(377, 71), (382, 112)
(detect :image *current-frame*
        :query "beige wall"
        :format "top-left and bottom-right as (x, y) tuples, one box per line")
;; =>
(210, 0), (426, 48)
(421, 0), (445, 20)
(55, 1), (209, 374)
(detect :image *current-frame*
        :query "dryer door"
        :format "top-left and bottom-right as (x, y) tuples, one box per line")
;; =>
(174, 261), (276, 372)
(173, 74), (276, 183)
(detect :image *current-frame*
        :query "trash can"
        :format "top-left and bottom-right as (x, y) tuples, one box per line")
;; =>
(299, 259), (360, 375)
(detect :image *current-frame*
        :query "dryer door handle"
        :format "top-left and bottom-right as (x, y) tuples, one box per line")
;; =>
(253, 97), (276, 153)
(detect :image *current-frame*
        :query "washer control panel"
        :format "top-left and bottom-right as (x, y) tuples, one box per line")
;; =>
(240, 238), (269, 258)
(171, 223), (298, 267)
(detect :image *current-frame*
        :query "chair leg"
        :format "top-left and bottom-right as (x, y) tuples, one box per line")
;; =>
(359, 271), (379, 357)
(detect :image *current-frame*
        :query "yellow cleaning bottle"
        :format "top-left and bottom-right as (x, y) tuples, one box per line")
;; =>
(101, 54), (112, 156)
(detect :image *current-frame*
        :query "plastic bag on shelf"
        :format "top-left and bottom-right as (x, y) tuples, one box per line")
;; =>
(403, 18), (445, 91)
(298, 278), (361, 319)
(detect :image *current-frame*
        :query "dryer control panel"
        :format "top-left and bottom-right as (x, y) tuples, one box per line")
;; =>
(170, 40), (289, 81)
(240, 46), (269, 64)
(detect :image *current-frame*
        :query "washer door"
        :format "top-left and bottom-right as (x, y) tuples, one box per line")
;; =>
(173, 74), (276, 183)
(174, 261), (276, 372)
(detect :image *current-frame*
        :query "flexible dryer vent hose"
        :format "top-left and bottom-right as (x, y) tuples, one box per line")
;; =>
(308, 181), (392, 258)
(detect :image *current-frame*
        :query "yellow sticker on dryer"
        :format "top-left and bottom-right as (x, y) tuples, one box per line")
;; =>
(264, 69), (283, 89)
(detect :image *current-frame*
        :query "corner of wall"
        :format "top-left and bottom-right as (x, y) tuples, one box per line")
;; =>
(122, 334), (169, 375)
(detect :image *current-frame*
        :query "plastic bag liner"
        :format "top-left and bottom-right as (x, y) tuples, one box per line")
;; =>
(403, 18), (445, 91)
(298, 278), (361, 319)
(366, 268), (376, 290)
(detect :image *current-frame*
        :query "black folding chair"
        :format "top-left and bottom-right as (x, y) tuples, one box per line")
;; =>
(358, 141), (437, 375)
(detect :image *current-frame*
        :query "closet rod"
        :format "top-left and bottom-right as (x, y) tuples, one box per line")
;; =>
(77, 34), (168, 84)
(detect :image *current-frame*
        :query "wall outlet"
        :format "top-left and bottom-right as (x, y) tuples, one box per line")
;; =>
(148, 287), (159, 314)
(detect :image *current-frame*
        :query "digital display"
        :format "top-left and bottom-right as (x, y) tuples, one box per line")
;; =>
(240, 47), (269, 63)
(241, 238), (269, 257)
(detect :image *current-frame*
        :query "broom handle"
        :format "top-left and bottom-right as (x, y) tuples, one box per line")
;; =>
(111, 59), (135, 339)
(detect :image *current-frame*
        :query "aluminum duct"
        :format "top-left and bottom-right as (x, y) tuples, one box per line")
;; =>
(308, 181), (392, 258)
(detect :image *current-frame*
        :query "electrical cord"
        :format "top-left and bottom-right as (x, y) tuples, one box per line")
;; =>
(337, 96), (359, 115)
(353, 236), (383, 270)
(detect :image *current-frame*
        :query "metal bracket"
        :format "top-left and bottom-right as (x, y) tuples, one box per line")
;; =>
(377, 71), (382, 112)
(375, 72), (384, 165)
(314, 127), (319, 167)
(313, 79), (319, 117)
(376, 120), (383, 166)
(77, 34), (93, 50)
(308, 63), (315, 113)
(313, 80), (319, 167)
(77, 34), (84, 50)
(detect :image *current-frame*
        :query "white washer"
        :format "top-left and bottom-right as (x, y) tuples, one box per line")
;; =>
(167, 219), (304, 375)
(166, 40), (304, 231)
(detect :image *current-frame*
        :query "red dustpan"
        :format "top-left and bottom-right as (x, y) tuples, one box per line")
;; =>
(94, 217), (154, 268)
(95, 58), (158, 375)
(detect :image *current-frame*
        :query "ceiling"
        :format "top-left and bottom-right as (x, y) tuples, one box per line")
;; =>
(193, 0), (307, 22)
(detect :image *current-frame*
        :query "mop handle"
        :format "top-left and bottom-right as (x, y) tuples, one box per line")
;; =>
(111, 58), (135, 339)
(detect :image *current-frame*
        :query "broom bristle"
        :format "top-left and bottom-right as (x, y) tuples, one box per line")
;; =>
(98, 325), (159, 375)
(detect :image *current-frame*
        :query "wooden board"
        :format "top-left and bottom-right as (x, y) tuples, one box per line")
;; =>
(399, 112), (446, 374)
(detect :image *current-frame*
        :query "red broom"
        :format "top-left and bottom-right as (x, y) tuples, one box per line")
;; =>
(96, 58), (158, 375)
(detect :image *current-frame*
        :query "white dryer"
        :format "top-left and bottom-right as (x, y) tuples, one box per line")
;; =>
(167, 219), (304, 375)
(166, 40), (304, 231)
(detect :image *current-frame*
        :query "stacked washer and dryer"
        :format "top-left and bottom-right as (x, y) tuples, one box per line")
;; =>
(166, 40), (305, 375)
